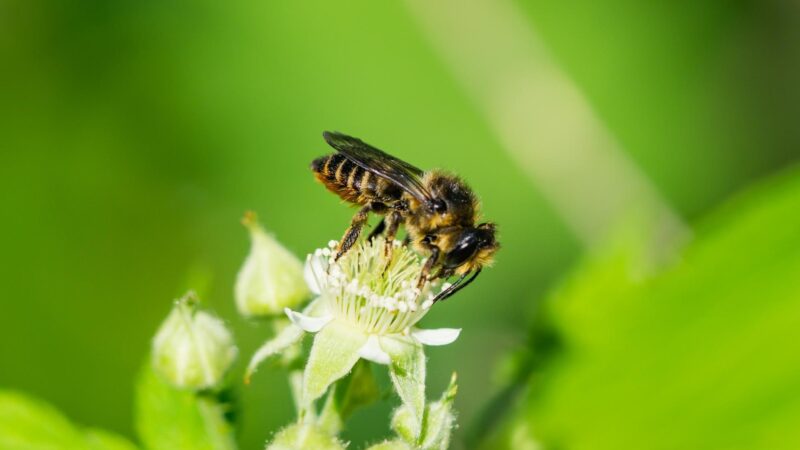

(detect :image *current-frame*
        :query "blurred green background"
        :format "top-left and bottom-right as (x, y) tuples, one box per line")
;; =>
(1, 0), (798, 449)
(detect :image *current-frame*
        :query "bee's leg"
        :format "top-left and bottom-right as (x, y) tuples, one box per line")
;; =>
(417, 246), (440, 288)
(366, 218), (386, 241)
(335, 204), (372, 261)
(383, 211), (403, 259)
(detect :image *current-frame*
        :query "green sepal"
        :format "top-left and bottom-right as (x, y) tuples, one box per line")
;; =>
(245, 317), (305, 383)
(302, 319), (367, 406)
(381, 335), (427, 436)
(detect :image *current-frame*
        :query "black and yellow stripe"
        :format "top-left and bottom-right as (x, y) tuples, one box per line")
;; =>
(311, 153), (402, 205)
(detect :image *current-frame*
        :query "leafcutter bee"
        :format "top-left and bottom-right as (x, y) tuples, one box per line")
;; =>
(311, 131), (498, 302)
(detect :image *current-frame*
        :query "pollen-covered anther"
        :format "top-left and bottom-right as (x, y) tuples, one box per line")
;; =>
(303, 236), (448, 335)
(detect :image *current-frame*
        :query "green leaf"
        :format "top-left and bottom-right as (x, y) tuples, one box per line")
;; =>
(302, 319), (367, 406)
(381, 335), (427, 438)
(0, 390), (87, 449)
(85, 429), (140, 450)
(0, 390), (139, 450)
(510, 168), (800, 450)
(135, 361), (237, 450)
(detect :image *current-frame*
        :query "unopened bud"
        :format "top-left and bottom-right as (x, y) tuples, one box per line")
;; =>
(235, 212), (310, 317)
(152, 293), (237, 390)
(265, 423), (345, 450)
(391, 373), (458, 449)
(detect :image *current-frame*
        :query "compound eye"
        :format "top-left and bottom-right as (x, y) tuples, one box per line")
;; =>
(431, 199), (447, 214)
(444, 234), (479, 269)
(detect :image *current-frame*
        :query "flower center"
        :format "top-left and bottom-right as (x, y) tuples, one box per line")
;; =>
(306, 237), (441, 334)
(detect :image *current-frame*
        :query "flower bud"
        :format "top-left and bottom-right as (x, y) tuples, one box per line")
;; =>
(391, 373), (458, 449)
(365, 441), (411, 450)
(265, 423), (345, 450)
(235, 212), (310, 317)
(152, 293), (237, 390)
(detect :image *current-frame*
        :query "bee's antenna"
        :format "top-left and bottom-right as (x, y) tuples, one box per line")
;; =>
(432, 268), (482, 303)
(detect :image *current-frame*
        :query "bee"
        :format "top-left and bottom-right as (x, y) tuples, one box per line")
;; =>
(311, 131), (499, 302)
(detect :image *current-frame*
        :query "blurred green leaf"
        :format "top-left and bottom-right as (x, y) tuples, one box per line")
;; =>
(497, 167), (800, 450)
(85, 429), (140, 450)
(135, 362), (236, 450)
(0, 390), (138, 450)
(472, 214), (671, 449)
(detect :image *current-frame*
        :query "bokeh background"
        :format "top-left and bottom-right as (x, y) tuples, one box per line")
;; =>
(1, 0), (799, 449)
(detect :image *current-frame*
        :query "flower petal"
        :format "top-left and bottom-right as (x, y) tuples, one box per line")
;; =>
(411, 328), (461, 346)
(284, 308), (332, 333)
(358, 335), (391, 365)
(303, 320), (368, 406)
(303, 252), (328, 295)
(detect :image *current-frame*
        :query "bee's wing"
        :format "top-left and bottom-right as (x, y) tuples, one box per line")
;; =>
(323, 131), (432, 202)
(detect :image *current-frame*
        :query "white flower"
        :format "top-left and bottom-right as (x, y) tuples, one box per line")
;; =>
(152, 293), (237, 390)
(286, 237), (460, 433)
(235, 212), (310, 317)
(289, 237), (460, 364)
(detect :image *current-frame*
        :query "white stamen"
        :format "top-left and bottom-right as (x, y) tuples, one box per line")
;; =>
(305, 237), (447, 334)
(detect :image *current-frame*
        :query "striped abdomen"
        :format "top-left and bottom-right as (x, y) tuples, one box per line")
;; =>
(311, 154), (402, 206)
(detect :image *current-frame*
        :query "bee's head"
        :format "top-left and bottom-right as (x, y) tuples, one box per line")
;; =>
(442, 223), (499, 272)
